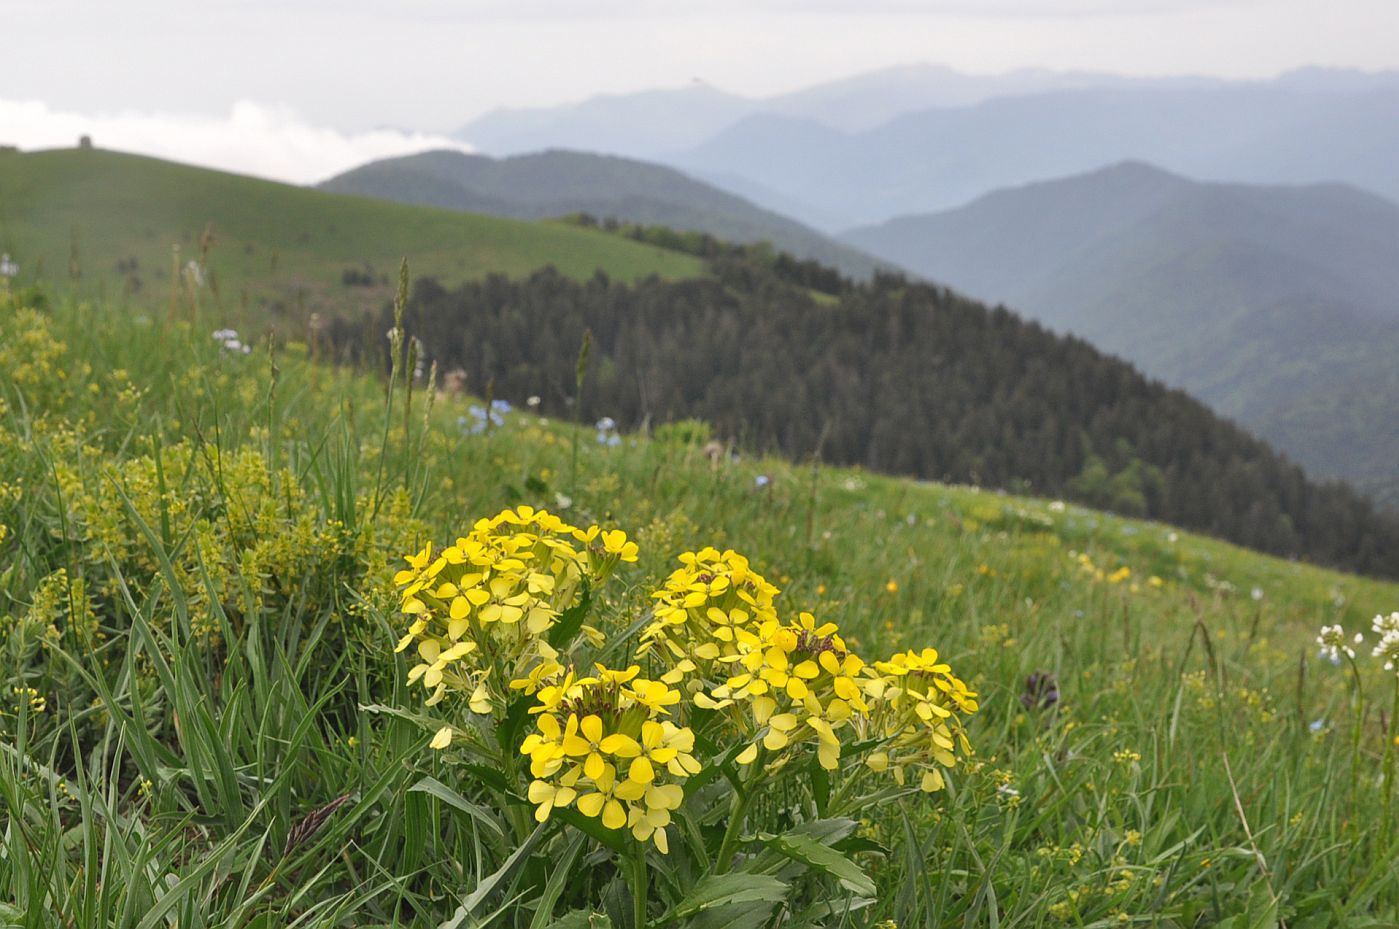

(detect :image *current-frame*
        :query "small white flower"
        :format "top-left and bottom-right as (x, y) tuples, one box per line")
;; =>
(1372, 629), (1399, 673)
(1372, 612), (1399, 637)
(1251, 587), (1264, 602)
(755, 474), (770, 488)
(1317, 624), (1355, 662)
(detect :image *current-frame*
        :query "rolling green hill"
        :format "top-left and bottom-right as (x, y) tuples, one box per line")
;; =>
(318, 149), (889, 279)
(842, 162), (1399, 506)
(0, 147), (703, 325)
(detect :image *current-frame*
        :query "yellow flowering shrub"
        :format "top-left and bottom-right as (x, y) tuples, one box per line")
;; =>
(392, 514), (978, 865)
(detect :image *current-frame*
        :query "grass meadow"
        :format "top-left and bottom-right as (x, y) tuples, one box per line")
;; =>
(0, 149), (703, 330)
(2, 286), (1399, 928)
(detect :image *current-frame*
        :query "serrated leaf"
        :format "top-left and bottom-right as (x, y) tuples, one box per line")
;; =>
(664, 873), (788, 921)
(760, 830), (876, 897)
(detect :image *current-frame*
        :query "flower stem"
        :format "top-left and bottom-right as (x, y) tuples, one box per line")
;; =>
(715, 785), (754, 871)
(630, 845), (649, 929)
(1383, 676), (1399, 849)
(1346, 655), (1366, 819)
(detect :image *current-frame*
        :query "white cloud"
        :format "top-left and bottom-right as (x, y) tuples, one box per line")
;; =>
(0, 99), (474, 184)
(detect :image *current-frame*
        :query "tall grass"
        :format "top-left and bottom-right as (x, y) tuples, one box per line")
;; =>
(2, 291), (1398, 926)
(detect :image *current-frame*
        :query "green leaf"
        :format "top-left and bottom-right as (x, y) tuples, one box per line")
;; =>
(759, 829), (876, 897)
(548, 582), (593, 649)
(442, 821), (549, 928)
(555, 806), (628, 853)
(408, 776), (506, 840)
(809, 758), (831, 817)
(498, 694), (537, 756)
(662, 873), (788, 922)
(528, 832), (589, 929)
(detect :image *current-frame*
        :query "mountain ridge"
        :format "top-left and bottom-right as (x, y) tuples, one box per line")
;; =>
(318, 148), (890, 279)
(840, 162), (1399, 504)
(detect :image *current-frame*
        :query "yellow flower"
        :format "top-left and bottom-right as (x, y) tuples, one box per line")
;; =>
(393, 507), (634, 719)
(638, 548), (781, 668)
(864, 647), (977, 792)
(885, 579), (898, 593)
(704, 611), (870, 771)
(519, 665), (698, 853)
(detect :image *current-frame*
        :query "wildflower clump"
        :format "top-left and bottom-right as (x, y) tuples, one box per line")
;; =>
(393, 506), (637, 710)
(391, 521), (978, 903)
(520, 664), (699, 852)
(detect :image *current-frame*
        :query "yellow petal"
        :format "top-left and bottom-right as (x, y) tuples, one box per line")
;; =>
(577, 792), (605, 819)
(629, 757), (655, 784)
(430, 726), (453, 750)
(602, 799), (627, 830)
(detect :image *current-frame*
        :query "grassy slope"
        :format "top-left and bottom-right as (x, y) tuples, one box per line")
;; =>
(317, 149), (890, 279)
(5, 293), (1399, 924)
(0, 148), (703, 327)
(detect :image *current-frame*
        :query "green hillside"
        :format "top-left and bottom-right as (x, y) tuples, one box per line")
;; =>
(0, 147), (703, 326)
(6, 292), (1399, 924)
(318, 148), (889, 279)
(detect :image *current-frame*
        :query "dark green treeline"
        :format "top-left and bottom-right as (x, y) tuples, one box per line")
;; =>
(327, 255), (1399, 578)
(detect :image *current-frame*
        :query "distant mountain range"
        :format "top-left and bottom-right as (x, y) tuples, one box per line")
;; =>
(674, 83), (1399, 229)
(454, 63), (1243, 157)
(452, 65), (1399, 232)
(841, 162), (1399, 505)
(318, 149), (889, 279)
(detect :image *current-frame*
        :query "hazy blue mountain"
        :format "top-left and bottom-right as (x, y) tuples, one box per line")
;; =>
(453, 62), (1235, 157)
(459, 85), (753, 159)
(669, 83), (1399, 229)
(318, 149), (890, 279)
(841, 163), (1399, 503)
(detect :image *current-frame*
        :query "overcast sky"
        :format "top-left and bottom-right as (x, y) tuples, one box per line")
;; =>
(4, 0), (1397, 180)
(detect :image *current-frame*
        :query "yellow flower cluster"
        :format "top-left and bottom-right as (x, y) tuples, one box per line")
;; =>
(639, 547), (781, 667)
(865, 648), (978, 792)
(394, 506), (637, 709)
(697, 611), (869, 770)
(395, 527), (978, 858)
(520, 664), (699, 853)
